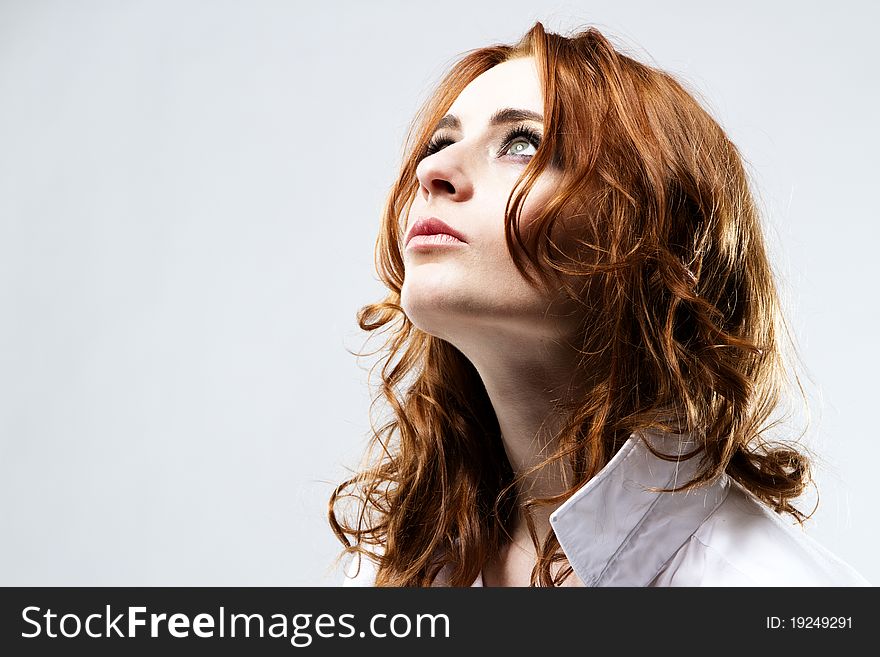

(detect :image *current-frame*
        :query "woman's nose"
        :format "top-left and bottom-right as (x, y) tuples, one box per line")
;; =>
(415, 146), (474, 203)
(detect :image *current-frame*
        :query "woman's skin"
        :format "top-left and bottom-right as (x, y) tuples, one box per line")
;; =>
(400, 56), (587, 586)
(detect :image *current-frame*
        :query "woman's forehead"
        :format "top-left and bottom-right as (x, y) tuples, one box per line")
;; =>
(446, 56), (543, 127)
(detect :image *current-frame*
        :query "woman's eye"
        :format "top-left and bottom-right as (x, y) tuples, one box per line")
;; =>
(500, 125), (542, 159)
(421, 132), (454, 160)
(505, 138), (537, 158)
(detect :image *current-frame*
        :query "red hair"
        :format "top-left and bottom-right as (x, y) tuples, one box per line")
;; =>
(329, 22), (813, 586)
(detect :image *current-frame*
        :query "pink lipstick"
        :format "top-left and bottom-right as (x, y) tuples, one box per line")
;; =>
(405, 216), (468, 249)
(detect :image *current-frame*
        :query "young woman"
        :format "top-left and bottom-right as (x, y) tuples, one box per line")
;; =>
(328, 22), (870, 587)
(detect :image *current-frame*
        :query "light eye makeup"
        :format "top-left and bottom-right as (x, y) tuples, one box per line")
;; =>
(420, 122), (543, 161)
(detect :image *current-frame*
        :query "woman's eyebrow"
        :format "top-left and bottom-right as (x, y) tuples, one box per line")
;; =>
(432, 108), (544, 133)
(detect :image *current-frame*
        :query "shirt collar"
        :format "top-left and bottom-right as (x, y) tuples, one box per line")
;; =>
(549, 429), (730, 586)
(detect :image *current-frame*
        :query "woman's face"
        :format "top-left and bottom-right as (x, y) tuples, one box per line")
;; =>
(401, 56), (577, 346)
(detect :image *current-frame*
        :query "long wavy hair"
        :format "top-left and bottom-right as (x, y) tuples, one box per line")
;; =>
(329, 21), (814, 586)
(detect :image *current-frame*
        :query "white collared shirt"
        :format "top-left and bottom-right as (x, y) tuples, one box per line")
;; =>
(343, 431), (870, 587)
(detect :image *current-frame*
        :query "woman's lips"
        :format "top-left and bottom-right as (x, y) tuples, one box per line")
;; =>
(406, 233), (467, 250)
(405, 216), (469, 247)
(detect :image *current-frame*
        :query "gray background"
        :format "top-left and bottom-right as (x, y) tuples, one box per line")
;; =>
(0, 0), (876, 586)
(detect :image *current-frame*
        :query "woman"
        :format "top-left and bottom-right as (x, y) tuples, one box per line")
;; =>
(328, 22), (869, 587)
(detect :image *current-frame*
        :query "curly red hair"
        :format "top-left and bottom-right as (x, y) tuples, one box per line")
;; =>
(329, 22), (813, 586)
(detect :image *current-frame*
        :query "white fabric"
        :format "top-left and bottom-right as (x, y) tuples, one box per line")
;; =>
(343, 430), (870, 587)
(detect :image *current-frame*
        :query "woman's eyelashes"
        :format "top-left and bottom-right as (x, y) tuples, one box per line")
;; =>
(422, 133), (455, 158)
(499, 124), (542, 159)
(421, 123), (543, 161)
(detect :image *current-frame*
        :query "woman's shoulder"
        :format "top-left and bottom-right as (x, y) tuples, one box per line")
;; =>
(652, 479), (871, 587)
